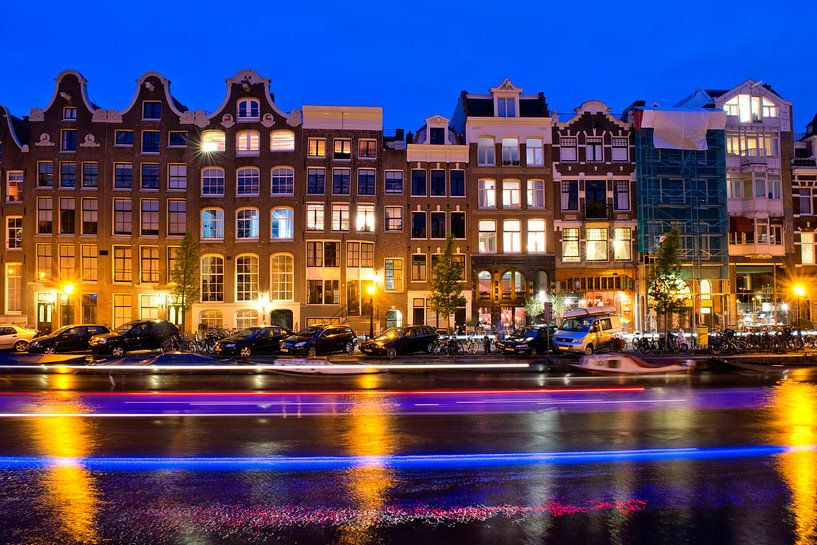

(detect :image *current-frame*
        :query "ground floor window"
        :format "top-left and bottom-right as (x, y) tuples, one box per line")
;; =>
(140, 294), (161, 320)
(412, 298), (426, 325)
(5, 264), (22, 314)
(82, 293), (97, 324)
(385, 309), (403, 328)
(199, 310), (223, 329)
(236, 309), (259, 329)
(307, 280), (340, 304)
(113, 294), (132, 328)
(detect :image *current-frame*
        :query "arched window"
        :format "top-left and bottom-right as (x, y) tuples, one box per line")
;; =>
(236, 309), (259, 328)
(236, 208), (259, 240)
(201, 167), (225, 196)
(237, 98), (260, 120)
(236, 130), (260, 155)
(236, 167), (260, 196)
(271, 207), (294, 239)
(200, 255), (224, 302)
(270, 253), (294, 301)
(701, 279), (712, 300)
(478, 271), (492, 297)
(235, 254), (259, 302)
(200, 208), (224, 240)
(271, 167), (294, 195)
(270, 130), (295, 152)
(199, 310), (223, 328)
(201, 130), (225, 152)
(500, 270), (525, 299)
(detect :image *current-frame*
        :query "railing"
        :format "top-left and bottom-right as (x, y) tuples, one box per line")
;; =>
(793, 158), (817, 167)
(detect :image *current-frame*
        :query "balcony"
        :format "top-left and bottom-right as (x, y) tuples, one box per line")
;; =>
(727, 198), (784, 216)
(793, 158), (817, 167)
(583, 201), (610, 220)
(728, 242), (786, 258)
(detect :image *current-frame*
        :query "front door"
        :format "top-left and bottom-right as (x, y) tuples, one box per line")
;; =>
(37, 300), (53, 334)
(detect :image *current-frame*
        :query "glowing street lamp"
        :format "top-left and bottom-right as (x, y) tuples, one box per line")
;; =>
(366, 282), (377, 339)
(256, 292), (273, 325)
(61, 283), (75, 296)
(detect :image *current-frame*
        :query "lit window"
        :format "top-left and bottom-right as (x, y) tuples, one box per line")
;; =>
(271, 167), (294, 195)
(528, 219), (546, 253)
(478, 137), (495, 166)
(801, 232), (815, 265)
(613, 228), (631, 260)
(333, 138), (352, 159)
(385, 171), (403, 193)
(478, 271), (491, 297)
(199, 310), (223, 328)
(527, 180), (545, 209)
(306, 203), (324, 231)
(236, 167), (260, 196)
(358, 139), (377, 158)
(237, 98), (260, 120)
(384, 258), (403, 291)
(201, 168), (225, 196)
(235, 255), (259, 302)
(140, 247), (159, 283)
(270, 254), (294, 301)
(113, 246), (133, 283)
(478, 179), (496, 208)
(113, 294), (132, 328)
(503, 220), (521, 253)
(308, 138), (326, 157)
(270, 208), (294, 239)
(201, 255), (224, 302)
(236, 130), (260, 154)
(236, 310), (259, 329)
(201, 130), (225, 152)
(385, 206), (403, 231)
(167, 200), (186, 236)
(762, 97), (778, 119)
(113, 199), (132, 235)
(81, 245), (97, 282)
(502, 180), (521, 209)
(200, 208), (224, 240)
(37, 244), (53, 280)
(562, 228), (580, 262)
(357, 203), (375, 232)
(236, 208), (259, 240)
(586, 228), (608, 261)
(526, 139), (543, 166)
(6, 171), (23, 202)
(502, 138), (519, 165)
(140, 199), (159, 236)
(332, 203), (350, 231)
(270, 130), (295, 152)
(6, 217), (22, 250)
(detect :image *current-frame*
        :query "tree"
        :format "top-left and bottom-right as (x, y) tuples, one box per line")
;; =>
(429, 234), (466, 331)
(549, 290), (569, 327)
(647, 230), (689, 336)
(170, 232), (199, 332)
(524, 292), (546, 323)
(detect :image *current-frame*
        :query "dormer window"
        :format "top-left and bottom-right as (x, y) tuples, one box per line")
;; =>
(496, 97), (516, 117)
(725, 94), (778, 123)
(201, 130), (225, 152)
(429, 128), (445, 145)
(142, 101), (161, 120)
(237, 98), (260, 120)
(63, 107), (77, 121)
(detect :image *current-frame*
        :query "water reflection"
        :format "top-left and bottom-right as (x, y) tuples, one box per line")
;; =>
(771, 382), (817, 545)
(28, 379), (100, 545)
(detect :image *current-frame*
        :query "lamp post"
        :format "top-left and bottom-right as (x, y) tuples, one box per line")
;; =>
(794, 284), (806, 332)
(366, 282), (377, 339)
(257, 292), (272, 326)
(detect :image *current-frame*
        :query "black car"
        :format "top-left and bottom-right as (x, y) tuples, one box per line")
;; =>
(359, 326), (439, 359)
(27, 324), (110, 354)
(89, 320), (180, 357)
(214, 326), (292, 357)
(495, 325), (557, 356)
(279, 325), (357, 357)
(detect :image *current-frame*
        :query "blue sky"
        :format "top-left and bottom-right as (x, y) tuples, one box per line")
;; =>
(2, 0), (816, 132)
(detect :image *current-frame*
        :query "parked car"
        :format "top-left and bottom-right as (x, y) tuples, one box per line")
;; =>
(359, 326), (439, 358)
(28, 324), (110, 354)
(279, 325), (357, 357)
(214, 326), (292, 357)
(0, 324), (39, 352)
(553, 306), (623, 354)
(495, 324), (556, 356)
(89, 320), (180, 357)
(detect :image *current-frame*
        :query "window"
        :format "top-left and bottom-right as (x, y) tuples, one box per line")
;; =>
(199, 310), (223, 329)
(201, 255), (224, 302)
(528, 219), (546, 253)
(236, 167), (261, 196)
(236, 310), (259, 328)
(612, 137), (628, 161)
(613, 228), (631, 260)
(502, 180), (521, 209)
(82, 198), (98, 235)
(167, 247), (180, 277)
(169, 131), (188, 147)
(306, 241), (323, 267)
(756, 219), (769, 243)
(332, 168), (351, 195)
(63, 106), (77, 120)
(333, 138), (352, 159)
(271, 207), (293, 239)
(450, 170), (465, 196)
(113, 199), (132, 235)
(411, 254), (427, 282)
(308, 138), (326, 157)
(614, 180), (630, 210)
(385, 171), (403, 193)
(37, 197), (54, 234)
(360, 242), (374, 267)
(270, 130), (295, 152)
(497, 97), (516, 117)
(385, 258), (403, 291)
(478, 137), (495, 166)
(585, 137), (603, 162)
(142, 101), (161, 120)
(771, 225), (783, 246)
(167, 200), (186, 236)
(6, 171), (23, 201)
(115, 130), (133, 146)
(6, 217), (22, 249)
(762, 97), (778, 119)
(140, 163), (159, 190)
(168, 164), (187, 190)
(359, 139), (377, 158)
(411, 170), (427, 196)
(478, 179), (496, 208)
(36, 244), (53, 280)
(82, 162), (98, 188)
(270, 254), (294, 300)
(236, 130), (260, 155)
(237, 98), (260, 120)
(306, 203), (324, 231)
(802, 233), (815, 265)
(430, 127), (446, 145)
(140, 246), (159, 283)
(58, 245), (75, 280)
(201, 167), (225, 196)
(478, 220), (496, 253)
(347, 242), (360, 267)
(112, 294), (132, 328)
(61, 129), (77, 152)
(59, 162), (76, 188)
(430, 170), (446, 196)
(451, 212), (466, 239)
(81, 245), (97, 281)
(411, 211), (427, 238)
(357, 203), (375, 232)
(502, 138), (520, 165)
(430, 212), (446, 239)
(587, 228), (608, 261)
(200, 208), (224, 240)
(140, 294), (161, 320)
(503, 220), (521, 253)
(358, 169), (376, 195)
(562, 228), (580, 262)
(308, 280), (340, 304)
(385, 206), (403, 231)
(142, 131), (160, 153)
(307, 168), (325, 194)
(527, 180), (545, 209)
(331, 203), (350, 231)
(201, 130), (225, 152)
(37, 161), (54, 187)
(526, 139), (543, 166)
(236, 209), (259, 240)
(560, 136), (577, 161)
(561, 180), (579, 211)
(236, 255), (259, 302)
(58, 198), (75, 234)
(114, 163), (133, 189)
(113, 246), (133, 282)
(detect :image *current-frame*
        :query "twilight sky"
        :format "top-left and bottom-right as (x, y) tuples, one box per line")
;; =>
(2, 0), (816, 133)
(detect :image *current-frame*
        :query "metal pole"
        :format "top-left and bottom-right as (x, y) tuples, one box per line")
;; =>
(369, 294), (374, 339)
(797, 298), (801, 332)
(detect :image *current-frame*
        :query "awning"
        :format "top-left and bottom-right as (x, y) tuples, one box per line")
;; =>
(730, 216), (754, 232)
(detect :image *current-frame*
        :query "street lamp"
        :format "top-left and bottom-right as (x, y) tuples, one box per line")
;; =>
(256, 292), (272, 325)
(366, 282), (377, 339)
(794, 284), (806, 331)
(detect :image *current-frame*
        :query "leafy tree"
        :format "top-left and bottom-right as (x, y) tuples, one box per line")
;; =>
(170, 232), (199, 332)
(647, 230), (689, 335)
(429, 235), (466, 331)
(524, 292), (546, 323)
(549, 290), (569, 326)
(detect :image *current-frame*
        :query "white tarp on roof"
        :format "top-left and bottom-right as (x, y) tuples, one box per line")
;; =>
(639, 109), (727, 151)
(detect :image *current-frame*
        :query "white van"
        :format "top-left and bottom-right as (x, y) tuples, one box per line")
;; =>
(553, 306), (623, 354)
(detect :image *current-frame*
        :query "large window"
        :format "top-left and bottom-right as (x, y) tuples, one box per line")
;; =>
(527, 180), (545, 209)
(201, 255), (224, 302)
(59, 197), (76, 235)
(82, 163), (98, 188)
(270, 254), (294, 300)
(585, 137), (603, 162)
(528, 219), (546, 253)
(560, 136), (577, 161)
(450, 170), (465, 196)
(140, 199), (159, 236)
(142, 131), (160, 153)
(60, 162), (76, 188)
(6, 217), (22, 250)
(114, 163), (133, 189)
(113, 246), (133, 282)
(235, 255), (259, 302)
(307, 168), (325, 194)
(411, 254), (427, 282)
(270, 130), (295, 152)
(430, 212), (446, 239)
(478, 271), (491, 297)
(201, 208), (224, 240)
(308, 280), (340, 304)
(411, 211), (427, 239)
(81, 245), (97, 281)
(562, 228), (580, 262)
(385, 206), (403, 232)
(201, 167), (225, 196)
(332, 203), (350, 231)
(478, 179), (496, 208)
(140, 163), (160, 190)
(37, 161), (54, 187)
(168, 164), (187, 190)
(113, 294), (132, 329)
(140, 246), (159, 283)
(451, 212), (466, 239)
(201, 130), (225, 152)
(271, 208), (294, 239)
(37, 244), (53, 280)
(503, 220), (521, 253)
(6, 171), (23, 201)
(236, 167), (260, 195)
(586, 228), (608, 261)
(199, 310), (223, 329)
(168, 200), (186, 236)
(358, 169), (376, 195)
(306, 203), (324, 231)
(140, 294), (161, 320)
(333, 138), (352, 160)
(358, 139), (377, 159)
(308, 138), (326, 157)
(502, 138), (520, 165)
(61, 129), (77, 152)
(37, 197), (53, 234)
(357, 203), (375, 232)
(478, 137), (495, 166)
(801, 232), (815, 265)
(385, 171), (403, 193)
(385, 258), (403, 291)
(613, 228), (631, 260)
(561, 180), (579, 211)
(236, 309), (260, 329)
(332, 168), (351, 195)
(430, 170), (446, 196)
(526, 139), (543, 166)
(502, 180), (521, 209)
(82, 198), (98, 235)
(497, 97), (516, 117)
(612, 137), (629, 161)
(237, 98), (260, 120)
(113, 199), (132, 235)
(270, 167), (294, 195)
(478, 220), (496, 253)
(411, 170), (427, 196)
(59, 245), (76, 280)
(614, 180), (630, 210)
(236, 208), (259, 240)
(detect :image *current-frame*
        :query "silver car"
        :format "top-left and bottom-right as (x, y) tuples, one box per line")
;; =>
(0, 325), (39, 352)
